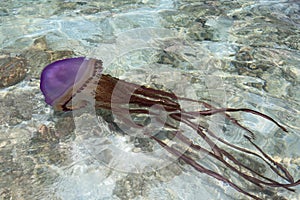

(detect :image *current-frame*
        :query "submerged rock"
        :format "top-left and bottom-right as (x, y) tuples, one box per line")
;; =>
(0, 90), (34, 125)
(20, 36), (75, 79)
(113, 174), (148, 200)
(0, 55), (27, 88)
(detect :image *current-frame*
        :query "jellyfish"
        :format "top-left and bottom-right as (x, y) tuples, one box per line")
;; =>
(40, 57), (299, 200)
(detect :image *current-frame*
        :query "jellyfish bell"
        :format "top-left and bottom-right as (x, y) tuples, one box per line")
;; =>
(40, 57), (103, 111)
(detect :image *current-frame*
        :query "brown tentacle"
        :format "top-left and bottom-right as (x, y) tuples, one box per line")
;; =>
(202, 125), (294, 183)
(147, 133), (262, 200)
(244, 135), (294, 183)
(167, 111), (296, 187)
(189, 108), (287, 132)
(170, 130), (295, 191)
(170, 113), (223, 157)
(170, 98), (292, 183)
(180, 108), (295, 184)
(126, 95), (294, 185)
(144, 110), (298, 193)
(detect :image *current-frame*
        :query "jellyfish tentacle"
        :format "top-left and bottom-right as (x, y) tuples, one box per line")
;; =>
(171, 130), (296, 191)
(147, 132), (262, 200)
(244, 135), (294, 183)
(129, 95), (179, 112)
(170, 112), (224, 157)
(177, 97), (288, 139)
(170, 100), (292, 183)
(112, 78), (180, 111)
(167, 110), (296, 188)
(177, 97), (257, 139)
(157, 113), (298, 192)
(189, 108), (287, 132)
(135, 85), (178, 100)
(186, 109), (294, 184)
(195, 107), (292, 182)
(209, 129), (294, 184)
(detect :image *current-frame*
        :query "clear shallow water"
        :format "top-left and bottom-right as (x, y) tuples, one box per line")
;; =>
(0, 0), (300, 199)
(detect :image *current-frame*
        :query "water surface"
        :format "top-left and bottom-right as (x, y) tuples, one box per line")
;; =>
(0, 0), (299, 199)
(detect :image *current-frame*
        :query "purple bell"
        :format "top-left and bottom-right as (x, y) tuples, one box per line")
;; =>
(40, 57), (102, 110)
